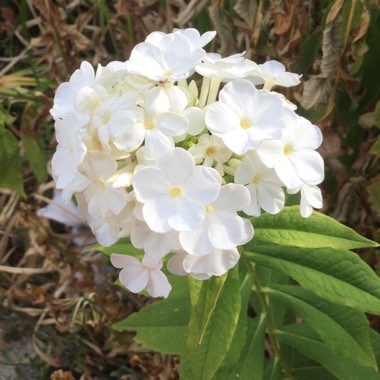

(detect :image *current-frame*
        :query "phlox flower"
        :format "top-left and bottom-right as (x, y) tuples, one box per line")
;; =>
(146, 28), (216, 49)
(131, 220), (182, 259)
(249, 60), (301, 90)
(50, 61), (96, 119)
(189, 134), (232, 175)
(257, 109), (324, 189)
(79, 152), (128, 218)
(132, 147), (221, 233)
(195, 53), (257, 80)
(127, 32), (206, 82)
(167, 248), (240, 280)
(234, 151), (285, 216)
(110, 254), (171, 298)
(179, 183), (253, 255)
(205, 79), (285, 154)
(52, 113), (88, 190)
(109, 86), (188, 160)
(76, 193), (121, 246)
(288, 183), (323, 217)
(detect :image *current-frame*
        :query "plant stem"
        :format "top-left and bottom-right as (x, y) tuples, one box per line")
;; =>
(241, 249), (294, 379)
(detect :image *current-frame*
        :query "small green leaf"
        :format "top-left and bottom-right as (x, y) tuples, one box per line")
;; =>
(370, 138), (380, 155)
(245, 245), (380, 314)
(185, 267), (241, 380)
(277, 324), (380, 380)
(21, 134), (47, 182)
(188, 273), (227, 344)
(112, 276), (189, 355)
(252, 206), (377, 249)
(87, 239), (144, 259)
(367, 182), (380, 214)
(234, 314), (267, 380)
(267, 285), (376, 368)
(0, 127), (24, 195)
(371, 330), (380, 367)
(212, 272), (255, 379)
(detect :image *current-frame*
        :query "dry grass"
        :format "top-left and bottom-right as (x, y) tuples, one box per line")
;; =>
(0, 0), (379, 378)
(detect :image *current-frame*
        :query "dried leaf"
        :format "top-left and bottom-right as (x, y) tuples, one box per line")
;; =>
(175, 0), (209, 26)
(234, 0), (257, 29)
(297, 12), (342, 109)
(209, 0), (235, 56)
(352, 5), (370, 43)
(326, 0), (345, 23)
(50, 370), (76, 380)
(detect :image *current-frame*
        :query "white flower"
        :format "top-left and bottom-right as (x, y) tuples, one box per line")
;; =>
(84, 182), (128, 218)
(249, 60), (301, 90)
(257, 109), (324, 189)
(132, 147), (221, 233)
(127, 32), (206, 82)
(147, 28), (216, 49)
(234, 151), (285, 216)
(37, 190), (85, 227)
(196, 53), (257, 80)
(205, 79), (285, 154)
(179, 183), (253, 255)
(131, 220), (181, 259)
(51, 113), (88, 189)
(78, 151), (128, 218)
(189, 134), (232, 175)
(76, 193), (121, 246)
(51, 61), (96, 119)
(110, 254), (171, 298)
(109, 87), (189, 160)
(167, 248), (240, 280)
(288, 183), (323, 217)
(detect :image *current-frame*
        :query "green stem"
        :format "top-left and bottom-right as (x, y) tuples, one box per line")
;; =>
(241, 249), (294, 379)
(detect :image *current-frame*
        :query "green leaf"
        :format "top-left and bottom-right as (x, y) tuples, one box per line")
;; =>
(184, 267), (241, 380)
(277, 324), (380, 380)
(0, 127), (24, 195)
(21, 134), (47, 182)
(187, 274), (227, 344)
(112, 276), (190, 354)
(234, 314), (267, 380)
(371, 330), (380, 367)
(245, 245), (380, 314)
(367, 182), (380, 214)
(296, 27), (323, 73)
(282, 346), (337, 380)
(212, 272), (255, 379)
(86, 239), (144, 259)
(267, 285), (376, 368)
(251, 206), (377, 249)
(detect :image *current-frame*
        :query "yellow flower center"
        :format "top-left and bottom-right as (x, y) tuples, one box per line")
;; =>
(206, 146), (216, 156)
(240, 117), (251, 129)
(205, 204), (214, 213)
(144, 117), (156, 130)
(252, 174), (261, 184)
(163, 70), (174, 77)
(284, 144), (292, 156)
(169, 186), (183, 198)
(101, 112), (111, 124)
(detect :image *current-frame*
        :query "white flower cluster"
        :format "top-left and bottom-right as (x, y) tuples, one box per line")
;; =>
(51, 28), (324, 298)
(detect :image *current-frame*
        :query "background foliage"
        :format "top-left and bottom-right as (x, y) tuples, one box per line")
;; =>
(0, 0), (379, 379)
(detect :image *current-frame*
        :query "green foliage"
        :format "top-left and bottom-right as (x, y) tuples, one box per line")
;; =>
(112, 276), (189, 355)
(0, 107), (24, 195)
(252, 206), (377, 249)
(113, 206), (379, 379)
